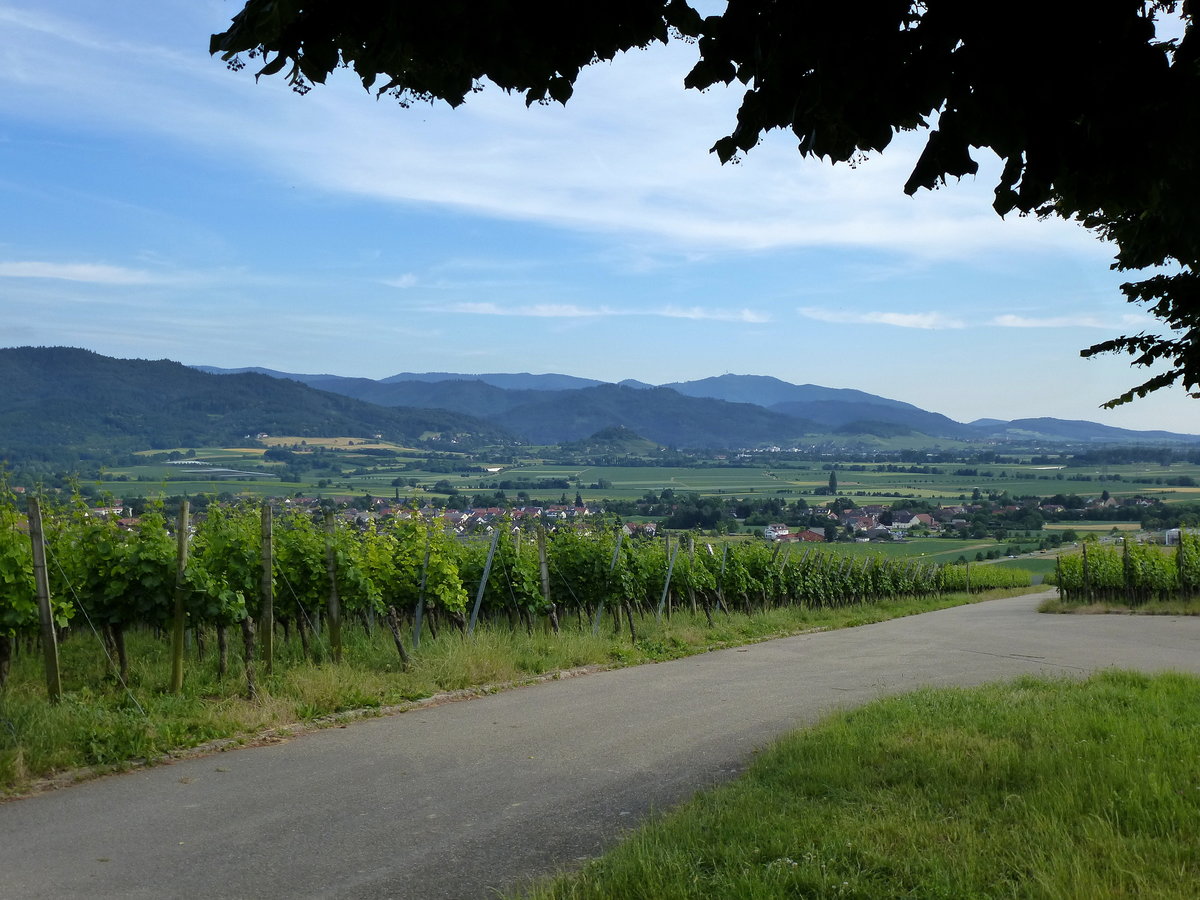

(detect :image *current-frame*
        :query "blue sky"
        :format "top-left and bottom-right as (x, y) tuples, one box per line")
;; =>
(1, 2), (1196, 434)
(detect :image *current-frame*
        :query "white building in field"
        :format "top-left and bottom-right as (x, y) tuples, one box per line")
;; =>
(1165, 528), (1199, 545)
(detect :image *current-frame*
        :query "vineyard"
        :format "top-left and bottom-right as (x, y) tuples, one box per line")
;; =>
(1054, 534), (1200, 605)
(0, 495), (1030, 699)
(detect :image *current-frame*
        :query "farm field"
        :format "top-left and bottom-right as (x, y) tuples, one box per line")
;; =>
(991, 556), (1059, 577)
(97, 445), (1200, 510)
(1043, 521), (1142, 532)
(804, 538), (1000, 565)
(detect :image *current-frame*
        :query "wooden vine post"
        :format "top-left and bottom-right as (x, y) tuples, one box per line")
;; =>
(657, 543), (679, 622)
(1082, 542), (1092, 603)
(26, 497), (61, 703)
(412, 528), (431, 648)
(592, 529), (624, 636)
(385, 605), (411, 668)
(717, 544), (729, 614)
(1122, 536), (1132, 605)
(468, 528), (500, 636)
(537, 525), (559, 635)
(687, 536), (698, 614)
(169, 500), (189, 694)
(260, 503), (274, 675)
(241, 612), (258, 700)
(1178, 538), (1189, 602)
(324, 511), (343, 663)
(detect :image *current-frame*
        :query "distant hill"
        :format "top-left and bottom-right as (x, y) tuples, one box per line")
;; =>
(665, 374), (917, 411)
(187, 362), (1200, 445)
(664, 375), (970, 436)
(192, 364), (346, 383)
(833, 420), (915, 438)
(768, 400), (970, 438)
(218, 369), (818, 446)
(272, 377), (552, 419)
(0, 347), (508, 456)
(381, 371), (604, 392)
(493, 384), (814, 447)
(557, 426), (660, 456)
(967, 417), (1200, 443)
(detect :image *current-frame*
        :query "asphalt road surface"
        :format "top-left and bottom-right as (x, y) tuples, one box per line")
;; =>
(3, 591), (1199, 899)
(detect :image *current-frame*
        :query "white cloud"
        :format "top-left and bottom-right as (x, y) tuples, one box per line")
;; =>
(658, 306), (770, 323)
(382, 274), (418, 288)
(798, 307), (967, 329)
(990, 313), (1152, 329)
(444, 302), (604, 318)
(0, 260), (160, 284)
(435, 301), (768, 323)
(0, 4), (1111, 263)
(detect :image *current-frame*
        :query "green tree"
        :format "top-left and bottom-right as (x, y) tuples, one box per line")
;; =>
(214, 2), (1200, 407)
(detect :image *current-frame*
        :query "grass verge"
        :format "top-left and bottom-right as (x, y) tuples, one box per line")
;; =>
(518, 670), (1200, 900)
(0, 588), (1035, 795)
(1039, 596), (1200, 615)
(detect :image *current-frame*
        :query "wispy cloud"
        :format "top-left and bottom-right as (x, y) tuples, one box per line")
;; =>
(437, 301), (769, 322)
(990, 313), (1149, 329)
(381, 274), (418, 288)
(659, 306), (769, 323)
(0, 260), (161, 284)
(0, 5), (1108, 262)
(444, 302), (606, 318)
(798, 307), (966, 329)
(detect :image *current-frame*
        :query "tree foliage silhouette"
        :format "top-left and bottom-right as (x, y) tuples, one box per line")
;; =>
(213, 1), (1200, 407)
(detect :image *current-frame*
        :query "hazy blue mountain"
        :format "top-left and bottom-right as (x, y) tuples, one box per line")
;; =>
(769, 400), (972, 437)
(381, 371), (605, 391)
(187, 363), (1200, 443)
(493, 384), (814, 447)
(665, 374), (917, 411)
(968, 417), (1200, 443)
(311, 378), (555, 418)
(195, 369), (560, 417)
(191, 364), (349, 385)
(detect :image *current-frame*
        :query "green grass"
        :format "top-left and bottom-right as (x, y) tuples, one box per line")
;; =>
(1039, 595), (1200, 616)
(95, 452), (1200, 506)
(813, 537), (999, 564)
(1043, 522), (1142, 533)
(991, 557), (1059, 576)
(519, 671), (1200, 900)
(0, 589), (1030, 794)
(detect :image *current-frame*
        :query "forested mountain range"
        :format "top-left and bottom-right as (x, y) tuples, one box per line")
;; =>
(197, 364), (1200, 445)
(0, 348), (509, 457)
(3, 348), (1197, 462)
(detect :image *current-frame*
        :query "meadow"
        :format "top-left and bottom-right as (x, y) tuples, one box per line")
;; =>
(519, 671), (1200, 900)
(102, 444), (1200, 509)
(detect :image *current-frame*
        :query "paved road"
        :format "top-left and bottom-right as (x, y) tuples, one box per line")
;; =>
(4, 592), (1199, 899)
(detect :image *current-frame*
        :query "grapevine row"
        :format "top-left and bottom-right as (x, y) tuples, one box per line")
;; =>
(1054, 534), (1200, 605)
(0, 496), (1027, 687)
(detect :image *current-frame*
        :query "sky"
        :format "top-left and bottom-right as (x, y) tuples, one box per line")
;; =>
(1, 2), (1197, 435)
